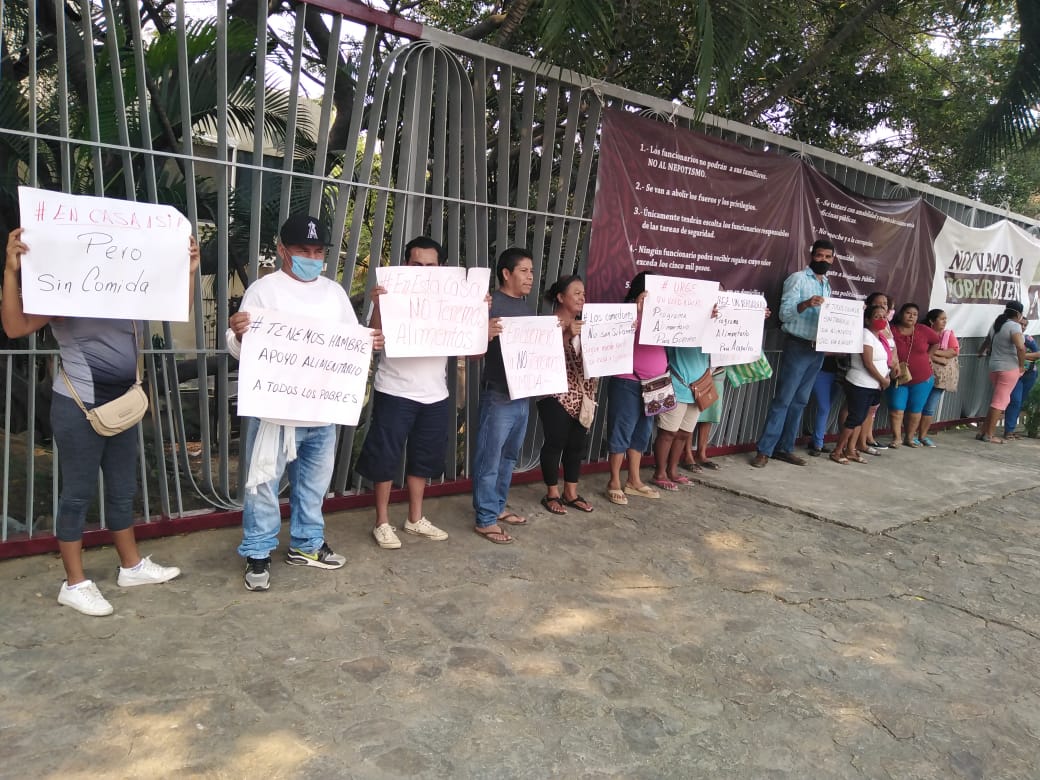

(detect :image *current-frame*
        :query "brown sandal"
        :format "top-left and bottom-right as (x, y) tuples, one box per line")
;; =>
(829, 451), (849, 465)
(474, 526), (513, 544)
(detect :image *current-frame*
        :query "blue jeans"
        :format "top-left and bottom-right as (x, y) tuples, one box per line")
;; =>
(810, 370), (837, 448)
(922, 386), (945, 418)
(472, 389), (529, 528)
(1004, 370), (1038, 434)
(238, 417), (336, 559)
(757, 337), (825, 456)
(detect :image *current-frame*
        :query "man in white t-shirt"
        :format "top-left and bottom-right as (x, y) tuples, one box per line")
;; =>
(227, 214), (382, 592)
(357, 237), (488, 549)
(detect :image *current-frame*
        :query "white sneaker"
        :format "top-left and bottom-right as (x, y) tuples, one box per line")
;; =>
(372, 523), (402, 549)
(403, 516), (448, 541)
(117, 555), (181, 587)
(58, 580), (113, 616)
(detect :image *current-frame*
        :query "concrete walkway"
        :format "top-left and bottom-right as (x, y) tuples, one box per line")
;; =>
(2, 428), (1038, 779)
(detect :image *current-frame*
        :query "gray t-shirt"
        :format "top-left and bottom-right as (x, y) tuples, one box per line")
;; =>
(989, 319), (1023, 372)
(481, 290), (533, 388)
(51, 318), (140, 405)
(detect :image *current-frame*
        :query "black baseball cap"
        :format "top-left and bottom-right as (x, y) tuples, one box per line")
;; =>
(279, 214), (330, 247)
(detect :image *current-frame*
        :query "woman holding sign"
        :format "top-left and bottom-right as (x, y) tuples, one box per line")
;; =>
(3, 227), (198, 616)
(831, 304), (893, 464)
(604, 272), (663, 505)
(537, 276), (598, 514)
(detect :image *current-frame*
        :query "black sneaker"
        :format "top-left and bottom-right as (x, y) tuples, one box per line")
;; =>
(285, 542), (346, 570)
(244, 557), (271, 592)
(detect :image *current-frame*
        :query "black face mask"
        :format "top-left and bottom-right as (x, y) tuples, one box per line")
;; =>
(809, 260), (831, 275)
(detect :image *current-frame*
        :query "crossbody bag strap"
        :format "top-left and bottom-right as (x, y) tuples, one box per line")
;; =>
(59, 321), (141, 415)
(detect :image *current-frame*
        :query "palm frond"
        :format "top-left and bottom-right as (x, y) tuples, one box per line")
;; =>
(963, 0), (1040, 160)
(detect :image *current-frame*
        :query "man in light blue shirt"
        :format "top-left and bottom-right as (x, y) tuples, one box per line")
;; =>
(751, 239), (834, 468)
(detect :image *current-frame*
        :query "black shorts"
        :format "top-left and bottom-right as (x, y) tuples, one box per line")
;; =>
(355, 391), (451, 482)
(843, 383), (880, 429)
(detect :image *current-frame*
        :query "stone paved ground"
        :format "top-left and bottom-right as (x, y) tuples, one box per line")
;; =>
(1, 428), (1038, 779)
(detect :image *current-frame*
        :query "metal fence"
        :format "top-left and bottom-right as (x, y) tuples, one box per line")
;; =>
(1, 0), (1037, 553)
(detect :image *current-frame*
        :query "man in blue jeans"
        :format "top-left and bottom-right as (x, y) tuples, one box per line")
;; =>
(227, 214), (383, 590)
(471, 247), (535, 543)
(751, 239), (835, 468)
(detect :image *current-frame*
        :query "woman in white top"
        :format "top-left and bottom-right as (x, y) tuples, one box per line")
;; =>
(831, 304), (894, 464)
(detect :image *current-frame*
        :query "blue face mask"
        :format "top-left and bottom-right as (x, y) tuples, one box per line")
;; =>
(290, 255), (324, 281)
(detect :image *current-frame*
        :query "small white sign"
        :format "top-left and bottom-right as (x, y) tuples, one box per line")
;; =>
(816, 298), (865, 353)
(17, 186), (191, 321)
(499, 316), (568, 399)
(375, 266), (490, 357)
(237, 307), (374, 425)
(638, 275), (719, 347)
(580, 303), (637, 377)
(704, 293), (767, 366)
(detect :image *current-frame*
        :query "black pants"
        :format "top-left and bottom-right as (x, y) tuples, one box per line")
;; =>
(537, 397), (588, 486)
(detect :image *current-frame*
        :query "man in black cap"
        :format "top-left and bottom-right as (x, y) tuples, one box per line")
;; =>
(226, 214), (383, 591)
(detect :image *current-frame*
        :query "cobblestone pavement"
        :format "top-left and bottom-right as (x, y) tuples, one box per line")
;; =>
(1, 429), (1037, 779)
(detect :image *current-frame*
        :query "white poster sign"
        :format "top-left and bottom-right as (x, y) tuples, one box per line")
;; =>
(929, 219), (1040, 337)
(815, 298), (865, 353)
(375, 266), (491, 357)
(17, 186), (191, 321)
(499, 316), (568, 399)
(638, 275), (719, 346)
(237, 307), (373, 425)
(580, 303), (637, 378)
(704, 293), (767, 366)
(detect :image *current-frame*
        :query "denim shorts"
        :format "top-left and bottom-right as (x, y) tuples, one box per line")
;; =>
(886, 376), (934, 414)
(607, 377), (653, 454)
(355, 391), (451, 482)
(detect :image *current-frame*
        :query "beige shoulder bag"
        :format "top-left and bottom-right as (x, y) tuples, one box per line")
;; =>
(60, 322), (149, 436)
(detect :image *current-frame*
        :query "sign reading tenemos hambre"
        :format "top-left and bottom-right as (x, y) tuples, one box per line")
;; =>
(17, 186), (192, 321)
(929, 219), (1040, 337)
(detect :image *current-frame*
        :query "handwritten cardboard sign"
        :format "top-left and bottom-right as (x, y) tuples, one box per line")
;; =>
(704, 293), (767, 366)
(580, 303), (637, 377)
(499, 316), (568, 399)
(638, 275), (719, 347)
(375, 266), (490, 358)
(17, 186), (191, 321)
(816, 298), (865, 353)
(237, 307), (374, 425)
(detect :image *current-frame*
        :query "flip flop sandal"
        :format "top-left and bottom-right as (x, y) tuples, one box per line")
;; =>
(669, 474), (692, 485)
(497, 511), (528, 525)
(474, 527), (513, 544)
(650, 477), (680, 491)
(605, 488), (629, 505)
(563, 495), (594, 512)
(624, 484), (661, 499)
(679, 461), (703, 473)
(541, 495), (568, 515)
(697, 460), (720, 470)
(829, 452), (850, 465)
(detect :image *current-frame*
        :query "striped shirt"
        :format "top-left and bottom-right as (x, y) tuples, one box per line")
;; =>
(778, 267), (832, 341)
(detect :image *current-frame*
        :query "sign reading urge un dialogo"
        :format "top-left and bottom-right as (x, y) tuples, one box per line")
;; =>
(17, 186), (192, 322)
